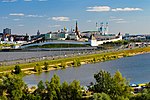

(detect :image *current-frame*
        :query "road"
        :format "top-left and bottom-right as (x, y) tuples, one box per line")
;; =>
(0, 45), (142, 66)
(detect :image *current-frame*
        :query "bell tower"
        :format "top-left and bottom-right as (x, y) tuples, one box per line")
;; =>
(75, 21), (80, 39)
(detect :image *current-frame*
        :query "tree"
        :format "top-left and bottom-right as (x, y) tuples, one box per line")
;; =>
(130, 88), (150, 100)
(44, 74), (82, 100)
(45, 74), (61, 100)
(113, 70), (131, 98)
(43, 62), (48, 70)
(0, 74), (26, 100)
(21, 94), (41, 100)
(14, 65), (21, 74)
(93, 93), (111, 100)
(92, 70), (131, 100)
(34, 80), (45, 99)
(34, 64), (42, 72)
(93, 70), (113, 93)
(73, 59), (81, 67)
(61, 80), (82, 100)
(60, 62), (67, 69)
(69, 80), (82, 100)
(61, 81), (70, 100)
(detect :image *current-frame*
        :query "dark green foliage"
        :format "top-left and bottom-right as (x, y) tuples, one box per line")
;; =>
(53, 64), (59, 69)
(0, 74), (26, 100)
(29, 44), (89, 48)
(60, 62), (67, 69)
(1, 69), (150, 100)
(73, 59), (81, 67)
(93, 70), (113, 93)
(61, 80), (82, 100)
(93, 57), (98, 62)
(21, 94), (42, 100)
(45, 74), (61, 100)
(34, 64), (42, 72)
(130, 88), (150, 100)
(61, 81), (70, 99)
(68, 80), (82, 100)
(93, 93), (111, 100)
(92, 70), (131, 100)
(33, 74), (82, 100)
(34, 80), (45, 99)
(0, 73), (83, 100)
(14, 65), (21, 74)
(43, 62), (48, 70)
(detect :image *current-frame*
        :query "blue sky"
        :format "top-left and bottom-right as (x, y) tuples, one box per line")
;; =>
(0, 0), (150, 35)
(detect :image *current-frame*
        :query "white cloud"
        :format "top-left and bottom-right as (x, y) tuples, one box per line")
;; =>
(26, 14), (45, 18)
(24, 0), (32, 1)
(86, 6), (111, 12)
(109, 17), (128, 24)
(86, 6), (143, 12)
(9, 13), (25, 16)
(109, 18), (124, 21)
(116, 21), (128, 23)
(112, 7), (143, 12)
(51, 17), (70, 21)
(2, 0), (17, 2)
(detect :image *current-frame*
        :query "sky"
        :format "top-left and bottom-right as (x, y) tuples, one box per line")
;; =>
(0, 0), (150, 35)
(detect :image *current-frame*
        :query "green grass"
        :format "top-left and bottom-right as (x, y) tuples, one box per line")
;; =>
(28, 44), (90, 48)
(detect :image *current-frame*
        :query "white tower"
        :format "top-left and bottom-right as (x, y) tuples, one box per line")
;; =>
(10, 36), (14, 42)
(104, 22), (109, 35)
(89, 34), (98, 46)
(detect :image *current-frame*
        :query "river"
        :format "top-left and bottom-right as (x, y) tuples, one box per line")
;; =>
(23, 53), (150, 87)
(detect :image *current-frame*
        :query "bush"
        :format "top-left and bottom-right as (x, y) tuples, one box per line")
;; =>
(93, 57), (98, 62)
(54, 64), (59, 69)
(43, 62), (48, 70)
(34, 64), (42, 72)
(73, 59), (81, 67)
(14, 65), (21, 74)
(60, 62), (67, 69)
(93, 93), (111, 100)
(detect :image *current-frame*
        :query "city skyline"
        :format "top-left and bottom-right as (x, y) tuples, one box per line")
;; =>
(0, 0), (150, 35)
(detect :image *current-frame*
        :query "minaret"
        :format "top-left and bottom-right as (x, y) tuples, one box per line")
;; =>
(71, 27), (73, 33)
(104, 22), (109, 35)
(99, 22), (104, 35)
(96, 22), (98, 33)
(75, 21), (78, 33)
(75, 21), (80, 39)
(37, 30), (40, 36)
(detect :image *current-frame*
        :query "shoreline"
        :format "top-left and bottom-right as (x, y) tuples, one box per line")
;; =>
(1, 46), (150, 75)
(22, 47), (150, 75)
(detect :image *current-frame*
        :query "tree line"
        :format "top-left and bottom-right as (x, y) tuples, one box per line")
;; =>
(1, 69), (150, 100)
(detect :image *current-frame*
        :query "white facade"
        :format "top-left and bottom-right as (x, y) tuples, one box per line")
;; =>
(97, 35), (122, 45)
(90, 39), (98, 46)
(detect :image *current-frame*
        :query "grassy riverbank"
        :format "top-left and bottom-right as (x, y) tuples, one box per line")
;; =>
(0, 46), (150, 75)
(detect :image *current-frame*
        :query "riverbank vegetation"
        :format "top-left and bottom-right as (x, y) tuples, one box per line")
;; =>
(0, 46), (150, 74)
(28, 43), (90, 48)
(0, 43), (16, 50)
(1, 70), (150, 100)
(0, 73), (82, 100)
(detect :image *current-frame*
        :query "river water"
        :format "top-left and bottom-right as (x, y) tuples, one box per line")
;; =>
(23, 53), (150, 87)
